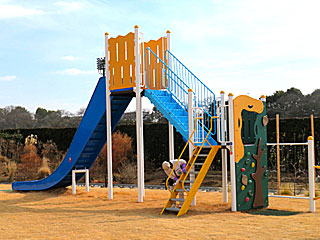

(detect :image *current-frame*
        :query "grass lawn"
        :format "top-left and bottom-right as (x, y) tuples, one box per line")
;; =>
(1, 184), (319, 239)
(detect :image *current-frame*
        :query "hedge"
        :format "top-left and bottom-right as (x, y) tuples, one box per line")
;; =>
(1, 117), (319, 169)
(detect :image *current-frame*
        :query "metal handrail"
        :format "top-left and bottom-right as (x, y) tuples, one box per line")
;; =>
(165, 50), (216, 136)
(165, 117), (200, 192)
(181, 116), (215, 193)
(145, 47), (191, 109)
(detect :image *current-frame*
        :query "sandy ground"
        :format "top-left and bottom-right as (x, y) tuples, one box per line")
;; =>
(1, 184), (320, 240)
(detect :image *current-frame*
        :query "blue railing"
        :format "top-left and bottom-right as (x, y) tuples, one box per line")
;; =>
(144, 47), (190, 126)
(165, 50), (216, 136)
(145, 47), (216, 142)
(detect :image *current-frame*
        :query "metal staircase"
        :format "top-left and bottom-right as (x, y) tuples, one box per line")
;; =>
(160, 145), (220, 216)
(158, 115), (220, 216)
(143, 47), (223, 216)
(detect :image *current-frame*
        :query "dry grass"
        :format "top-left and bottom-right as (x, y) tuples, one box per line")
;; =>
(1, 184), (320, 239)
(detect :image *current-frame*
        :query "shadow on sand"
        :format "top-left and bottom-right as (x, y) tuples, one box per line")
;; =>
(247, 209), (301, 216)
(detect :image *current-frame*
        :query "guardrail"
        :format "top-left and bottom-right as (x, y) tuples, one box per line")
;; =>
(165, 50), (216, 136)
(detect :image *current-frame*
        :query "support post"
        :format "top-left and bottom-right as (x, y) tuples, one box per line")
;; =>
(105, 32), (113, 200)
(72, 170), (76, 195)
(311, 114), (316, 181)
(169, 124), (174, 160)
(85, 169), (89, 192)
(188, 89), (196, 206)
(166, 30), (175, 162)
(72, 169), (89, 195)
(276, 114), (280, 195)
(135, 25), (144, 202)
(228, 93), (237, 211)
(220, 91), (228, 203)
(308, 136), (316, 212)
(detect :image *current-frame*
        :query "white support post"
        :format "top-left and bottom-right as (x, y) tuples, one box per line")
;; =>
(166, 30), (175, 162)
(308, 136), (316, 212)
(228, 93), (237, 211)
(105, 32), (113, 200)
(85, 169), (89, 192)
(72, 170), (76, 195)
(135, 25), (144, 202)
(72, 169), (90, 195)
(169, 124), (174, 160)
(188, 89), (196, 206)
(220, 91), (228, 203)
(166, 30), (171, 53)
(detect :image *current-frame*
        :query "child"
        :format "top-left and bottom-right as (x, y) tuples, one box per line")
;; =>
(162, 159), (187, 187)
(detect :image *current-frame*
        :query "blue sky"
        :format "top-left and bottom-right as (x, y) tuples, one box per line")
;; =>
(0, 0), (319, 114)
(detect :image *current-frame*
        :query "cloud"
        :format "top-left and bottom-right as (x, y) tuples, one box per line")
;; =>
(55, 1), (84, 12)
(0, 4), (44, 19)
(56, 68), (96, 76)
(61, 55), (80, 61)
(0, 75), (16, 81)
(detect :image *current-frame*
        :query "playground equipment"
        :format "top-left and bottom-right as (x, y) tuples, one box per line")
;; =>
(267, 137), (316, 212)
(12, 26), (274, 216)
(72, 169), (89, 194)
(267, 114), (317, 212)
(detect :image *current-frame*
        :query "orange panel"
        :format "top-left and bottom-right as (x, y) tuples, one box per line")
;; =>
(144, 37), (168, 90)
(108, 32), (135, 90)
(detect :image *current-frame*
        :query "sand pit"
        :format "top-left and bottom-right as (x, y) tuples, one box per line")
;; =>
(1, 184), (320, 239)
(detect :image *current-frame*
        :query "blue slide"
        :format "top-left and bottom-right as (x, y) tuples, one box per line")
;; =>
(12, 77), (132, 190)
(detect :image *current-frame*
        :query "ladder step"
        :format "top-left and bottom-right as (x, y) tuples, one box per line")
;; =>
(165, 207), (180, 212)
(193, 154), (208, 157)
(193, 163), (204, 166)
(175, 188), (189, 192)
(189, 171), (200, 174)
(181, 180), (194, 184)
(201, 146), (212, 149)
(170, 198), (185, 202)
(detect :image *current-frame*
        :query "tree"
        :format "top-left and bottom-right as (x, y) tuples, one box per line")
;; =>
(18, 144), (41, 180)
(266, 87), (317, 118)
(4, 106), (33, 129)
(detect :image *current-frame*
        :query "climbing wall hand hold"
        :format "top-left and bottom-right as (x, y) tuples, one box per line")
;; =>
(251, 162), (255, 168)
(69, 157), (72, 162)
(241, 168), (245, 172)
(241, 174), (248, 185)
(245, 197), (249, 202)
(241, 185), (245, 191)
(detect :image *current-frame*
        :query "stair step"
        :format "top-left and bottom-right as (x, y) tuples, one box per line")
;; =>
(165, 207), (180, 212)
(157, 96), (174, 102)
(170, 198), (185, 202)
(165, 103), (180, 109)
(181, 180), (194, 184)
(153, 90), (169, 96)
(175, 188), (189, 192)
(193, 154), (208, 157)
(193, 163), (204, 166)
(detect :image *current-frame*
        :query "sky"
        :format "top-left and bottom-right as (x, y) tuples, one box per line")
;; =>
(0, 0), (320, 114)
